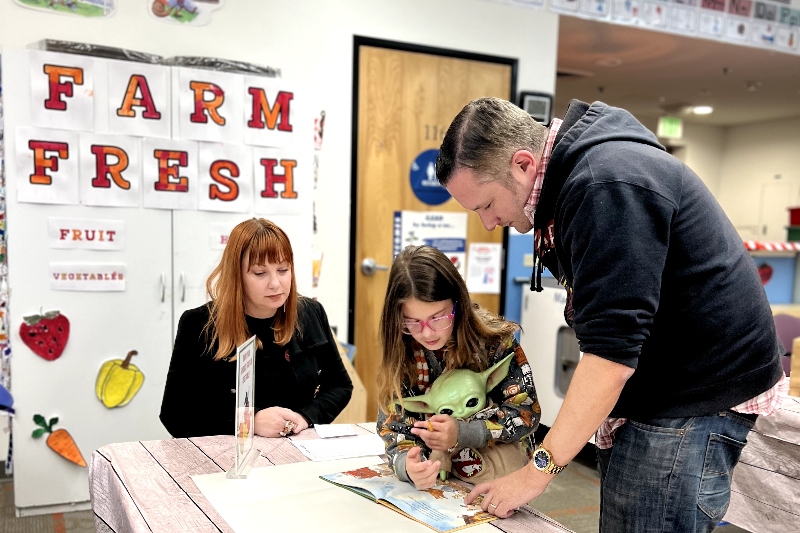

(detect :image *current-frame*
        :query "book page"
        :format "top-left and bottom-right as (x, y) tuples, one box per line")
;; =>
(321, 463), (496, 533)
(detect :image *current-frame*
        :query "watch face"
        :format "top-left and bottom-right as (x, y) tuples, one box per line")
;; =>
(533, 449), (550, 470)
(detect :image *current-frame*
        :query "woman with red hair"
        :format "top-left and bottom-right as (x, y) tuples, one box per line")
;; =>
(160, 218), (352, 438)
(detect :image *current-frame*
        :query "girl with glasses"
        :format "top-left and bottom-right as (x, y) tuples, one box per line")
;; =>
(377, 245), (541, 489)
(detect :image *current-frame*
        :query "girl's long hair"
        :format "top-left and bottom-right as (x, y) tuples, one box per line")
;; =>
(377, 245), (518, 411)
(205, 218), (298, 361)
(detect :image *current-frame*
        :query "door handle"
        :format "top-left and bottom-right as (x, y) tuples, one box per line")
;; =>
(160, 273), (166, 303)
(361, 258), (389, 276)
(180, 272), (186, 303)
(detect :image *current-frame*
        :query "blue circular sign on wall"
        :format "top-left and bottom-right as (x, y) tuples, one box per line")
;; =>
(410, 149), (450, 206)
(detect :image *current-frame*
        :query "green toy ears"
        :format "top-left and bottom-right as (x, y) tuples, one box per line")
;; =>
(401, 353), (514, 419)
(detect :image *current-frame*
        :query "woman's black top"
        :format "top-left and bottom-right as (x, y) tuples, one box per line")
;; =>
(160, 297), (353, 438)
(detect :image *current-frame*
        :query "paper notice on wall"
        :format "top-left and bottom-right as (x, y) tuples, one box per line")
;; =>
(49, 263), (126, 292)
(15, 127), (80, 205)
(48, 218), (125, 250)
(466, 242), (502, 294)
(209, 222), (235, 250)
(393, 211), (467, 277)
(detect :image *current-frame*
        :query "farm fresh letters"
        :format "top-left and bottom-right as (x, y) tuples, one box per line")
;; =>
(13, 49), (311, 215)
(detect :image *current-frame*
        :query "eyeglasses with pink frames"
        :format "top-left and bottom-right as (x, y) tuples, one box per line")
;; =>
(402, 304), (456, 335)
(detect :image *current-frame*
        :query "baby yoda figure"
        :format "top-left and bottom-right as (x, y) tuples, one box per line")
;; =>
(401, 353), (529, 484)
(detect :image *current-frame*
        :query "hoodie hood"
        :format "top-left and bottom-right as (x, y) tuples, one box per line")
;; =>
(531, 100), (666, 296)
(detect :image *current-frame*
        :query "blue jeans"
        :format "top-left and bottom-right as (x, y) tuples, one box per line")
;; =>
(596, 410), (756, 533)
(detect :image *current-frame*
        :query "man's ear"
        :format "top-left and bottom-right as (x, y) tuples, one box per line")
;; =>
(512, 150), (538, 176)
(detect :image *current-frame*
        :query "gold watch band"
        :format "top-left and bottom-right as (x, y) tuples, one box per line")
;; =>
(532, 443), (567, 475)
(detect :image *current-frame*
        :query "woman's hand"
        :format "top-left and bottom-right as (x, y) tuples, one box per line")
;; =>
(410, 414), (458, 451)
(254, 407), (309, 437)
(405, 446), (441, 490)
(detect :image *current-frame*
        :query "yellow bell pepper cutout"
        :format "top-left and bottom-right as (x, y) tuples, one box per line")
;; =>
(95, 350), (145, 408)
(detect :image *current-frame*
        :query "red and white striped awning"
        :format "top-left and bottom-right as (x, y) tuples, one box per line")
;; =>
(744, 241), (800, 252)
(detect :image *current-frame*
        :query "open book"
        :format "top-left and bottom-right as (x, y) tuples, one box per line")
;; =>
(320, 463), (496, 533)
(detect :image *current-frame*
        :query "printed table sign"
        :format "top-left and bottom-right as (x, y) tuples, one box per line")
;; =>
(228, 335), (257, 479)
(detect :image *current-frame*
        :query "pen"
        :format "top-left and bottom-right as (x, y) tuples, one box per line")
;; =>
(427, 420), (434, 432)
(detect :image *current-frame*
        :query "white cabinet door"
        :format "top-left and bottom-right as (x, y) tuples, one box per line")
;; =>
(171, 210), (250, 335)
(171, 211), (314, 340)
(7, 204), (173, 512)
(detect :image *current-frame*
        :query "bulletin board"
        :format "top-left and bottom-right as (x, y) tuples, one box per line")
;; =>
(2, 46), (314, 513)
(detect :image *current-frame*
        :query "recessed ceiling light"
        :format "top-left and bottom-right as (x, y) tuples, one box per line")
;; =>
(692, 106), (714, 115)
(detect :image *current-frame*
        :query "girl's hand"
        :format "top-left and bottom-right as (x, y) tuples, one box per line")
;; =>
(410, 414), (458, 451)
(405, 446), (441, 490)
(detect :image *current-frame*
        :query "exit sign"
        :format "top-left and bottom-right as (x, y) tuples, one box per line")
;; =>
(657, 116), (683, 139)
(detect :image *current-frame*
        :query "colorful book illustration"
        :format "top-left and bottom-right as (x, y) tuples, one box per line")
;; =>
(320, 463), (496, 533)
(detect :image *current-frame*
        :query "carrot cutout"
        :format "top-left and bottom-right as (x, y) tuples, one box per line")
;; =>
(31, 414), (87, 468)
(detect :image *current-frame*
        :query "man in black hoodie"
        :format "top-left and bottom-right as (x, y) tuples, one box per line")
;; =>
(437, 97), (786, 532)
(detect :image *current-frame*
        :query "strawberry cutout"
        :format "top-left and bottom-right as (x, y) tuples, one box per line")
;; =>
(20, 310), (70, 361)
(758, 263), (774, 286)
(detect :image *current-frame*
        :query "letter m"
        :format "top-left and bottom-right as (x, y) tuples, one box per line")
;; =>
(247, 88), (293, 132)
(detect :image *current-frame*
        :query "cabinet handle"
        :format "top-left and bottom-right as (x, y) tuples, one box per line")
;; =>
(180, 272), (186, 303)
(160, 273), (166, 303)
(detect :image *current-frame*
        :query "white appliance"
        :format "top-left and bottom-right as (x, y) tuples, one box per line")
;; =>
(518, 277), (582, 429)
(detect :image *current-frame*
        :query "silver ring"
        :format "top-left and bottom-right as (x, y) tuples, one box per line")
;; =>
(490, 503), (497, 509)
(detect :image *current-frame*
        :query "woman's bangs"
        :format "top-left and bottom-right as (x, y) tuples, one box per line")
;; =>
(247, 230), (292, 267)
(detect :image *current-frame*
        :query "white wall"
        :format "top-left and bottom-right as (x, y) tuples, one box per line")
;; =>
(717, 117), (800, 240)
(679, 122), (726, 197)
(630, 117), (724, 197)
(0, 0), (559, 340)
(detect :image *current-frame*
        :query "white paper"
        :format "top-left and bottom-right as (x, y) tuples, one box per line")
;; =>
(393, 211), (468, 277)
(48, 217), (125, 250)
(28, 50), (95, 132)
(466, 243), (502, 294)
(141, 137), (199, 211)
(290, 434), (385, 461)
(197, 142), (254, 213)
(314, 424), (358, 439)
(49, 263), (126, 292)
(191, 457), (494, 533)
(79, 133), (142, 207)
(209, 222), (236, 250)
(175, 67), (244, 144)
(243, 76), (312, 149)
(252, 146), (312, 216)
(104, 59), (171, 138)
(15, 127), (80, 205)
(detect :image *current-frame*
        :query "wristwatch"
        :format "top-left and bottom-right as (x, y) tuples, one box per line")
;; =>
(532, 443), (567, 475)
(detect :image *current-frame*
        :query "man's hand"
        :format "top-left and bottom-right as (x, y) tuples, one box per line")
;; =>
(405, 446), (441, 490)
(410, 414), (458, 451)
(465, 462), (552, 518)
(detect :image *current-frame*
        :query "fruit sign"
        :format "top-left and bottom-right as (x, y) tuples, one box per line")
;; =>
(19, 310), (70, 361)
